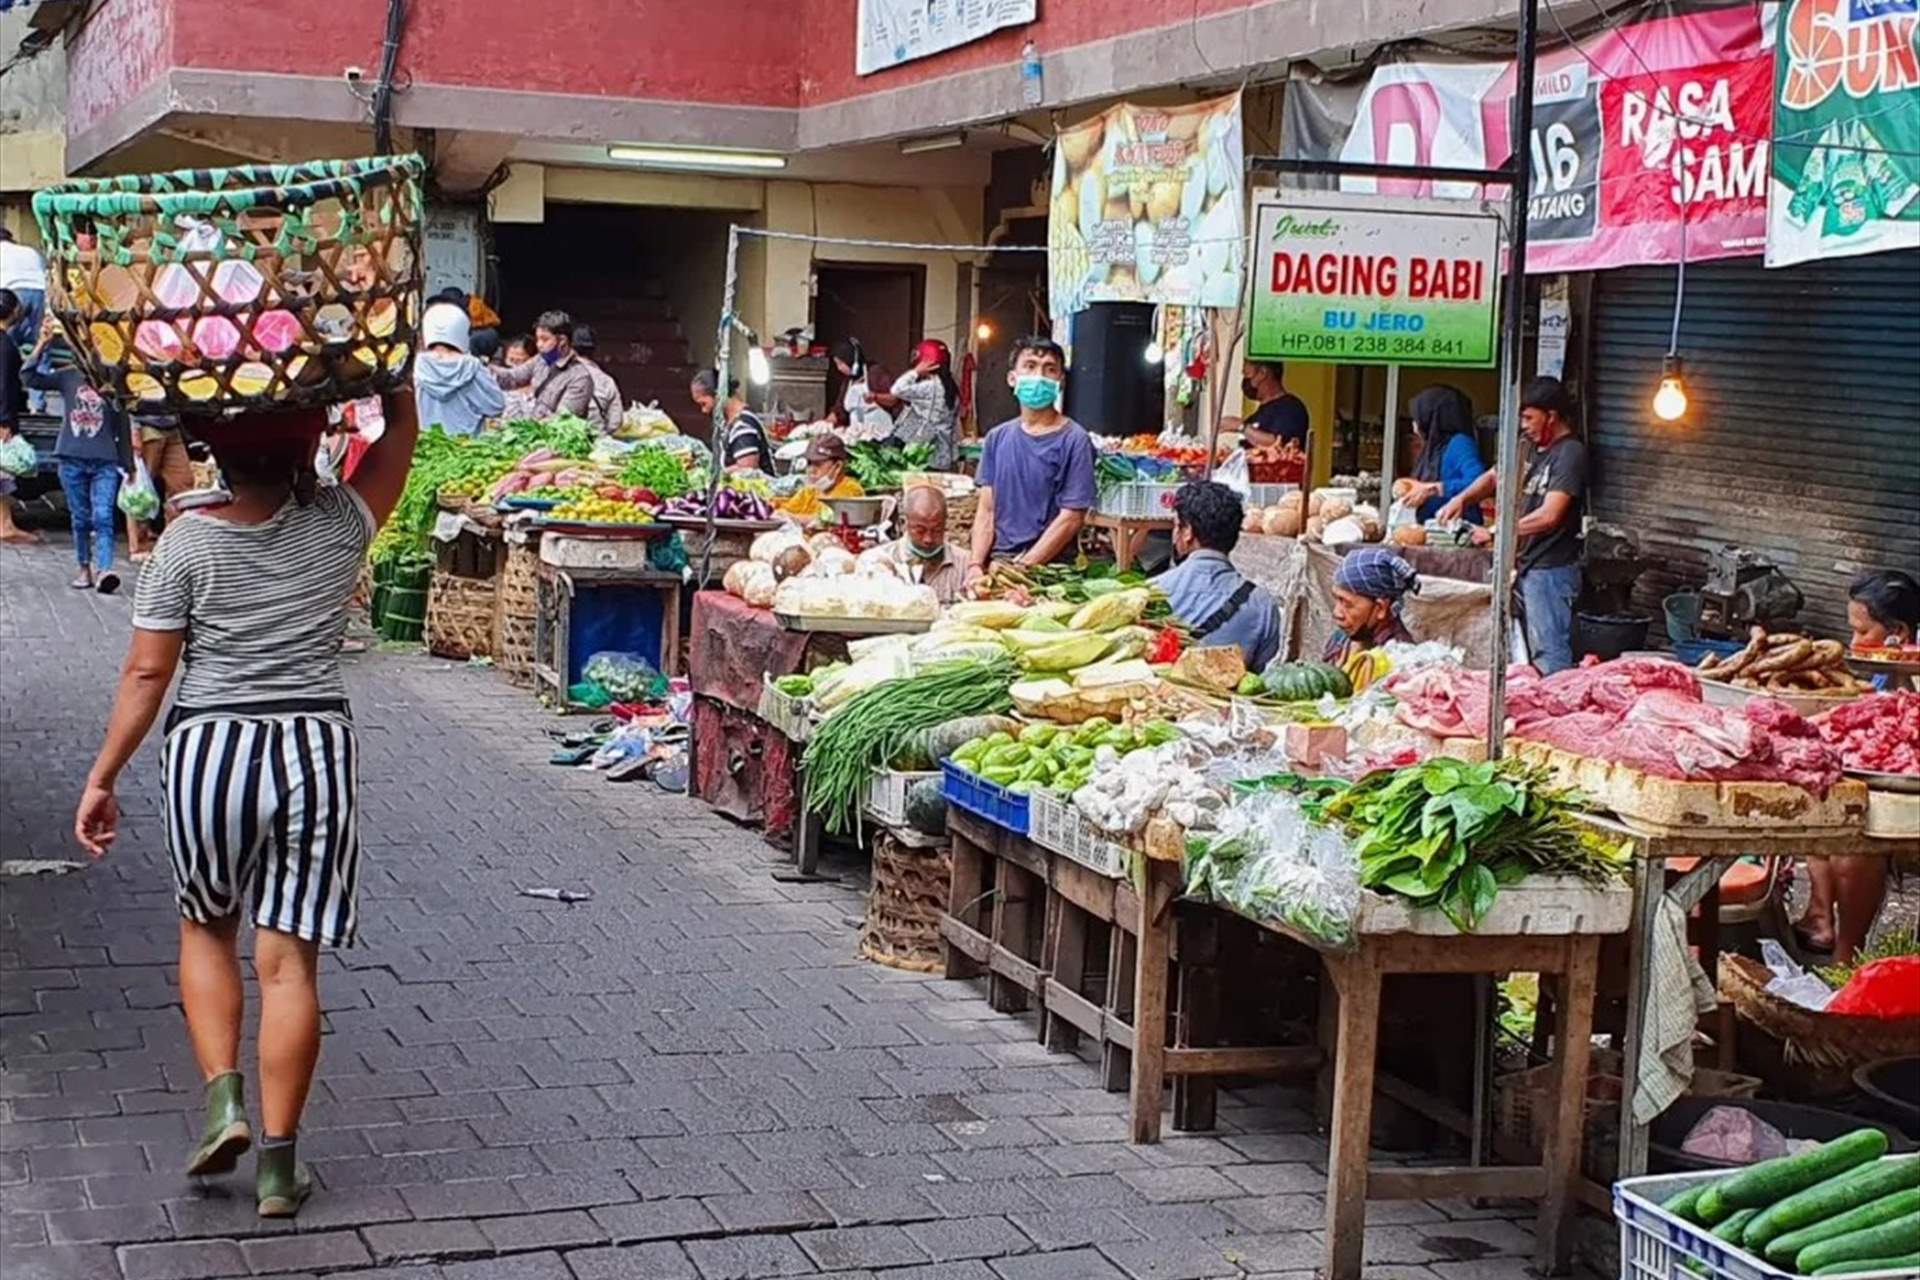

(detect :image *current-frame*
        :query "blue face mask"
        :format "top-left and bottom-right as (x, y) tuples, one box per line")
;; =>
(541, 347), (563, 366)
(1013, 374), (1060, 410)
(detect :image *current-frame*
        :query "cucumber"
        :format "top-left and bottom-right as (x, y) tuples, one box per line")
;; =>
(1714, 1129), (1891, 1212)
(1698, 1183), (1737, 1225)
(1712, 1207), (1762, 1242)
(1811, 1252), (1920, 1276)
(1663, 1183), (1712, 1224)
(1798, 1210), (1920, 1274)
(1758, 1167), (1920, 1261)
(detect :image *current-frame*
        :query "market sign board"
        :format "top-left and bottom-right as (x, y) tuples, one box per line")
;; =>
(856, 0), (1035, 76)
(1333, 7), (1772, 272)
(1765, 0), (1920, 266)
(1247, 194), (1501, 368)
(1048, 93), (1246, 319)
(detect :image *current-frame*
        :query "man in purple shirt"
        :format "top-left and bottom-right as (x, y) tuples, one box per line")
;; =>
(967, 336), (1096, 589)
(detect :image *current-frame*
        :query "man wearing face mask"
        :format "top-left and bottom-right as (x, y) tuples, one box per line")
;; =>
(879, 485), (967, 603)
(1324, 547), (1419, 677)
(1154, 481), (1281, 672)
(494, 309), (595, 418)
(967, 336), (1096, 589)
(1236, 360), (1310, 451)
(775, 434), (865, 518)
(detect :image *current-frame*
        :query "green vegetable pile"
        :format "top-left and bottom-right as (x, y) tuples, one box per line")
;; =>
(1319, 757), (1630, 933)
(1660, 1129), (1920, 1275)
(847, 441), (932, 491)
(617, 445), (696, 500)
(372, 416), (597, 564)
(948, 716), (1177, 796)
(801, 654), (1017, 834)
(773, 674), (813, 698)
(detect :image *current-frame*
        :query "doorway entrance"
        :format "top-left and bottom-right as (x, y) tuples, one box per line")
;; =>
(813, 262), (925, 405)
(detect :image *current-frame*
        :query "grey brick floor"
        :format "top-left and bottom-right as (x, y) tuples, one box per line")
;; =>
(0, 539), (1575, 1278)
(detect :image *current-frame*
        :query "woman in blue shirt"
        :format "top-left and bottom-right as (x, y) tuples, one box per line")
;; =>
(1402, 385), (1484, 524)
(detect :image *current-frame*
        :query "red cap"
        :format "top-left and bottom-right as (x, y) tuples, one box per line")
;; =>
(913, 339), (951, 369)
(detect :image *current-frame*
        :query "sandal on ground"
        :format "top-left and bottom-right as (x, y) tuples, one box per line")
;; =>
(69, 574), (94, 589)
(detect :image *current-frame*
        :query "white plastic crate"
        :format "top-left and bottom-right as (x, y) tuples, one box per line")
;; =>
(1244, 482), (1300, 508)
(1029, 791), (1131, 879)
(757, 675), (815, 743)
(1616, 1166), (1919, 1280)
(1096, 481), (1180, 520)
(863, 769), (940, 827)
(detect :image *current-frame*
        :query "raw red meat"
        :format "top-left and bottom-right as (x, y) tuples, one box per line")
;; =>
(1815, 691), (1920, 775)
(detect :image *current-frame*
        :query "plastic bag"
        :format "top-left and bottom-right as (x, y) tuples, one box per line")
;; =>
(1827, 956), (1920, 1019)
(117, 459), (161, 520)
(1183, 788), (1360, 946)
(0, 434), (37, 478)
(1680, 1105), (1789, 1163)
(581, 652), (664, 702)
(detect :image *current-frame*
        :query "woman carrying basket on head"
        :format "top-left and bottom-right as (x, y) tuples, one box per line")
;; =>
(73, 392), (419, 1218)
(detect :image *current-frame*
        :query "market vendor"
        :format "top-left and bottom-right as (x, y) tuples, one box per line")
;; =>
(877, 486), (967, 602)
(1324, 547), (1419, 669)
(690, 368), (773, 473)
(569, 326), (627, 434)
(889, 339), (959, 470)
(1401, 385), (1484, 524)
(775, 434), (865, 519)
(493, 309), (595, 418)
(1233, 360), (1310, 449)
(1439, 377), (1587, 674)
(1848, 569), (1919, 656)
(967, 337), (1096, 587)
(832, 339), (895, 437)
(414, 300), (506, 437)
(1156, 481), (1281, 671)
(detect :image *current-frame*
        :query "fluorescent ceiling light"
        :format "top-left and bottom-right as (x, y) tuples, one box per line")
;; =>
(606, 145), (787, 170)
(899, 133), (965, 155)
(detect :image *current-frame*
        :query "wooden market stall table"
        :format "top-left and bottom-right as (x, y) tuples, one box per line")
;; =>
(1083, 511), (1172, 573)
(534, 531), (683, 708)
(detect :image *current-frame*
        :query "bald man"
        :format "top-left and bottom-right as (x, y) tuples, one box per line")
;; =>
(882, 486), (968, 603)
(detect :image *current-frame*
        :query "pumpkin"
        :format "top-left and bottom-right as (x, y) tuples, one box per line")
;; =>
(1260, 661), (1355, 702)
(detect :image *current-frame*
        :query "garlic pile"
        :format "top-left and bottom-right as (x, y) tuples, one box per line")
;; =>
(1072, 740), (1224, 835)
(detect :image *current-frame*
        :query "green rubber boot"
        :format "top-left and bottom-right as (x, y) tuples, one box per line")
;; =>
(255, 1140), (313, 1218)
(185, 1072), (251, 1176)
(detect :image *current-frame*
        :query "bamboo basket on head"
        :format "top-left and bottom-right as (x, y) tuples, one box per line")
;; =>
(32, 155), (425, 413)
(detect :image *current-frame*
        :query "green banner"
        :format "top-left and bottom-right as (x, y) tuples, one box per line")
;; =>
(1766, 0), (1920, 266)
(1247, 195), (1501, 368)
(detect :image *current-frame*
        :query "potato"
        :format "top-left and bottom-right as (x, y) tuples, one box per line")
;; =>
(1393, 524), (1428, 547)
(1277, 490), (1304, 517)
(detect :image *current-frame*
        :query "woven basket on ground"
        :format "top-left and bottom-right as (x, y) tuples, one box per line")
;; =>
(859, 832), (952, 974)
(1719, 953), (1920, 1091)
(33, 155), (424, 412)
(494, 540), (540, 686)
(426, 568), (498, 661)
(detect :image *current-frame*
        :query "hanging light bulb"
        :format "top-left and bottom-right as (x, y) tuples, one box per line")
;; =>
(974, 320), (994, 343)
(1143, 340), (1163, 366)
(1651, 354), (1687, 422)
(747, 345), (772, 387)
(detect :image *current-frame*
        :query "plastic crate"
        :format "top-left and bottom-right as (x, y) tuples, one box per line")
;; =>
(1244, 482), (1300, 508)
(757, 676), (815, 743)
(1097, 481), (1180, 520)
(1616, 1166), (1920, 1280)
(941, 760), (1030, 835)
(865, 769), (940, 827)
(1028, 790), (1130, 879)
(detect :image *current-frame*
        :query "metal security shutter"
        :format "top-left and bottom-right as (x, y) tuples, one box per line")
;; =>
(1589, 251), (1920, 639)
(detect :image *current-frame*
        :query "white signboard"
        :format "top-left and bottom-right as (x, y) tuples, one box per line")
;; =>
(423, 205), (481, 300)
(857, 0), (1036, 76)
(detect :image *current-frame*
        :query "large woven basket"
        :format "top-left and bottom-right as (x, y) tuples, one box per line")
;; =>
(859, 833), (951, 974)
(1720, 953), (1920, 1092)
(493, 539), (540, 687)
(33, 155), (425, 413)
(426, 569), (498, 661)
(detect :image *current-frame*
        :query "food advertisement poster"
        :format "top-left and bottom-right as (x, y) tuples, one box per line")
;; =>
(1246, 193), (1502, 368)
(1765, 0), (1920, 266)
(1048, 93), (1246, 320)
(1334, 8), (1772, 272)
(856, 0), (1035, 76)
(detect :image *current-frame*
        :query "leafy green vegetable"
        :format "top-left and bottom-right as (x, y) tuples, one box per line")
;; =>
(618, 445), (695, 499)
(372, 417), (596, 564)
(846, 441), (933, 491)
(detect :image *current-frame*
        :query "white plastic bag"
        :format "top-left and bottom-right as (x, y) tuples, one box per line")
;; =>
(117, 458), (160, 521)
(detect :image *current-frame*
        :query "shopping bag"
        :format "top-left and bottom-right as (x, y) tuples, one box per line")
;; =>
(117, 458), (161, 520)
(0, 435), (37, 477)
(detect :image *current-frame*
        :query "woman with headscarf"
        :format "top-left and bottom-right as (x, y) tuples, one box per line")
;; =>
(1401, 385), (1484, 524)
(1324, 547), (1420, 671)
(831, 339), (895, 440)
(889, 338), (959, 470)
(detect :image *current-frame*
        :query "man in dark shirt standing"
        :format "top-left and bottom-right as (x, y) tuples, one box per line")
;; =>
(1439, 377), (1587, 673)
(1238, 360), (1310, 450)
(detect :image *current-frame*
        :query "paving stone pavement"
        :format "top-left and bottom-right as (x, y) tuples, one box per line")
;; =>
(0, 539), (1588, 1279)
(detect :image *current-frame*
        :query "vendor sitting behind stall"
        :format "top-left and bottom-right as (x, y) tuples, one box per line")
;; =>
(878, 486), (968, 603)
(691, 369), (773, 474)
(967, 337), (1096, 588)
(1155, 481), (1281, 672)
(776, 434), (865, 519)
(1325, 547), (1419, 672)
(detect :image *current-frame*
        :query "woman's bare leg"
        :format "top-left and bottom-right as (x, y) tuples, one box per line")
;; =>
(254, 928), (321, 1137)
(1829, 856), (1890, 967)
(179, 916), (244, 1080)
(1797, 858), (1836, 951)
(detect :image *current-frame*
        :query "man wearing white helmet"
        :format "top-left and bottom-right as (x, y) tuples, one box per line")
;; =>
(414, 300), (505, 436)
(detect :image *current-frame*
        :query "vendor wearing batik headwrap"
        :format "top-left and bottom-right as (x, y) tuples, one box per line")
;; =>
(1324, 547), (1419, 667)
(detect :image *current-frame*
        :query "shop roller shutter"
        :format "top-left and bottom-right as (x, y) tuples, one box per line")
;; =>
(1588, 251), (1920, 640)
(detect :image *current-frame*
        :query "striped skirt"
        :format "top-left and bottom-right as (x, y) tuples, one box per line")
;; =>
(160, 702), (361, 947)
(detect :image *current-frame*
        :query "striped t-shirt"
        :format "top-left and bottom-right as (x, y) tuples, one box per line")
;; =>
(133, 485), (377, 707)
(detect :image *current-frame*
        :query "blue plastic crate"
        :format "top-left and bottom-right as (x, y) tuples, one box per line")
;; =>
(1673, 637), (1744, 668)
(941, 760), (1030, 836)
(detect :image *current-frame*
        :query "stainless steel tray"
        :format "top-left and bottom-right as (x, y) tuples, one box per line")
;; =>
(1847, 767), (1920, 795)
(772, 613), (931, 634)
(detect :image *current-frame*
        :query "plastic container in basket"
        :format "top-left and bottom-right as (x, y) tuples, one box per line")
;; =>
(33, 154), (425, 412)
(1096, 481), (1180, 520)
(1028, 790), (1129, 878)
(757, 675), (815, 743)
(941, 760), (1029, 835)
(864, 769), (941, 827)
(1616, 1167), (1920, 1280)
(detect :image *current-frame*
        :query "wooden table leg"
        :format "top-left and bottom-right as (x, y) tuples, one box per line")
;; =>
(990, 858), (1033, 1013)
(944, 832), (985, 981)
(1322, 950), (1381, 1280)
(1173, 907), (1220, 1133)
(1536, 938), (1599, 1276)
(1103, 923), (1135, 1092)
(1128, 859), (1178, 1144)
(1043, 893), (1087, 1053)
(1616, 854), (1660, 1180)
(1314, 965), (1339, 1130)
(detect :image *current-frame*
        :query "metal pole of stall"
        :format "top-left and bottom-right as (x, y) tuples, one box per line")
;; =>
(1380, 364), (1401, 517)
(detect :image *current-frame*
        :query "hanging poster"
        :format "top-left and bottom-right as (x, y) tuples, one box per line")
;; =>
(1246, 193), (1502, 368)
(1048, 93), (1246, 320)
(1333, 8), (1772, 272)
(1765, 0), (1920, 266)
(856, 0), (1035, 76)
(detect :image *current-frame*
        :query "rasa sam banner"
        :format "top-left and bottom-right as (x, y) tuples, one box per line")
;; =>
(1247, 194), (1502, 368)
